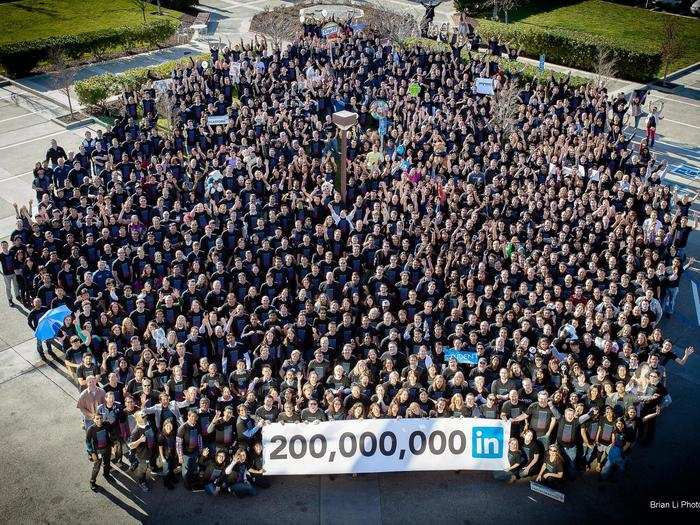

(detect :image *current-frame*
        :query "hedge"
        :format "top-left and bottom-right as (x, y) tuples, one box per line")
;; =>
(473, 19), (661, 82)
(160, 0), (200, 10)
(75, 53), (208, 109)
(0, 18), (179, 77)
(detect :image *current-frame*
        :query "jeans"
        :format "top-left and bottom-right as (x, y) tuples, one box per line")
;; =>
(583, 444), (597, 467)
(537, 434), (551, 450)
(182, 453), (198, 487)
(230, 481), (256, 497)
(663, 287), (679, 314)
(601, 446), (625, 480)
(560, 445), (578, 478)
(3, 274), (18, 304)
(493, 470), (516, 482)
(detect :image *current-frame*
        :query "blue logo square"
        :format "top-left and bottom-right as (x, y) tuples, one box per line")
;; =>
(472, 426), (504, 458)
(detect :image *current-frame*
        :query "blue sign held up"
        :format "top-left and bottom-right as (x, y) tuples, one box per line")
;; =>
(538, 54), (545, 72)
(444, 348), (479, 365)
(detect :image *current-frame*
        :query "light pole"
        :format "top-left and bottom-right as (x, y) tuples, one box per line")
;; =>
(332, 110), (358, 204)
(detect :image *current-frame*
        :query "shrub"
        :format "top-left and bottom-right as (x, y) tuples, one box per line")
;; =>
(474, 19), (661, 81)
(75, 53), (208, 110)
(0, 18), (179, 77)
(74, 74), (119, 109)
(160, 0), (200, 10)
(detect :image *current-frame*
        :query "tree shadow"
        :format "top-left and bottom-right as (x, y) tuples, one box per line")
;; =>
(6, 2), (58, 18)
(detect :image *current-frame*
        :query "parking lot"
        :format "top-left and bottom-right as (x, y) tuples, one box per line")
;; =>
(0, 82), (104, 238)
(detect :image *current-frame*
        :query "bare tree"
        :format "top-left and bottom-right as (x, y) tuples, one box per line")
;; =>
(659, 17), (683, 84)
(155, 91), (175, 130)
(130, 0), (149, 23)
(484, 0), (519, 24)
(489, 78), (521, 133)
(49, 48), (77, 119)
(365, 4), (420, 46)
(258, 7), (298, 47)
(593, 46), (618, 88)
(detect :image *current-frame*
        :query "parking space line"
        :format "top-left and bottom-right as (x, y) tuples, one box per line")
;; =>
(0, 170), (33, 183)
(664, 118), (700, 131)
(651, 95), (700, 109)
(0, 129), (69, 151)
(692, 282), (700, 327)
(0, 110), (43, 124)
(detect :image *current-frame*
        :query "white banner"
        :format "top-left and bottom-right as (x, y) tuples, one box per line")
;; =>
(152, 78), (173, 93)
(262, 417), (510, 475)
(207, 115), (229, 126)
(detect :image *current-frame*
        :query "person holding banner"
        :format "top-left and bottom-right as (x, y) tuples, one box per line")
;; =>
(493, 437), (526, 483)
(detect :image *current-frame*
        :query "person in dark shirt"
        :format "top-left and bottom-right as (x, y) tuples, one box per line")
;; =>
(177, 409), (203, 490)
(85, 413), (113, 491)
(1, 240), (19, 307)
(27, 297), (47, 357)
(536, 444), (565, 489)
(493, 437), (525, 483)
(158, 418), (179, 490)
(129, 411), (158, 492)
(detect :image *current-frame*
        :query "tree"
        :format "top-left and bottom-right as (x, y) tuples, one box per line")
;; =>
(364, 4), (420, 46)
(659, 17), (682, 84)
(258, 6), (298, 47)
(484, 0), (519, 23)
(489, 78), (522, 133)
(49, 48), (77, 119)
(155, 91), (175, 131)
(130, 0), (149, 23)
(593, 45), (618, 88)
(453, 0), (481, 14)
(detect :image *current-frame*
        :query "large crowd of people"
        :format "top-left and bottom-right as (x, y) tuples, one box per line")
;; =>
(0, 18), (697, 496)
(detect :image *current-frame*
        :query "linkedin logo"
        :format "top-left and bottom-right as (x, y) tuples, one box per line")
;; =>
(472, 427), (504, 458)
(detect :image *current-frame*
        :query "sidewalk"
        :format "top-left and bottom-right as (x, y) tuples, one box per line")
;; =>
(17, 44), (207, 110)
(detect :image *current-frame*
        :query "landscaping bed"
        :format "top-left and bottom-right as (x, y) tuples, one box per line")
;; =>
(0, 0), (190, 76)
(473, 0), (700, 80)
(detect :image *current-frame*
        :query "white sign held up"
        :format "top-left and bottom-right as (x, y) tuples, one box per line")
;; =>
(207, 115), (229, 126)
(475, 78), (495, 95)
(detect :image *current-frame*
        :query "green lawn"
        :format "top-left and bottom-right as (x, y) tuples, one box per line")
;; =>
(503, 0), (700, 73)
(0, 0), (182, 46)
